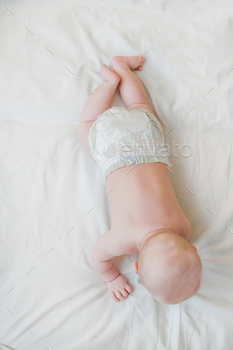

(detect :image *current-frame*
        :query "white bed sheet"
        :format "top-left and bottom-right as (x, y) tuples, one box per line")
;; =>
(0, 0), (233, 349)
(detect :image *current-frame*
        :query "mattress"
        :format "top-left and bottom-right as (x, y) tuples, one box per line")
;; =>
(0, 0), (233, 349)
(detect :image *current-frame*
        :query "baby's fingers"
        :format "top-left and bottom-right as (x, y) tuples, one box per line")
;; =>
(125, 284), (133, 294)
(115, 291), (127, 300)
(110, 291), (120, 303)
(120, 289), (129, 298)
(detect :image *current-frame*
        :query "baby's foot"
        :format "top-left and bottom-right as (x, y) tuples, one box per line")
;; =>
(100, 64), (120, 90)
(106, 274), (133, 302)
(111, 55), (145, 73)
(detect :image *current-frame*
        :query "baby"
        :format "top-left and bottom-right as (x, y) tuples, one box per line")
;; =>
(77, 55), (202, 304)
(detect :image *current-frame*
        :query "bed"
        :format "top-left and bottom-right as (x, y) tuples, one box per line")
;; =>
(1, 0), (233, 349)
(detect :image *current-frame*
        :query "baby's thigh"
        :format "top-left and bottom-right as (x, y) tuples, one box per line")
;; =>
(77, 121), (96, 162)
(127, 103), (154, 115)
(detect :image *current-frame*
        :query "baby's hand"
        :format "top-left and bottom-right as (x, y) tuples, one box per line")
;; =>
(106, 274), (133, 302)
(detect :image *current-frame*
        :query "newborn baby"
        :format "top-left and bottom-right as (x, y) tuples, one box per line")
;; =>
(78, 55), (202, 304)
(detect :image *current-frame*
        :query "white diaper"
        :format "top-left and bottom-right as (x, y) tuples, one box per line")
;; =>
(88, 106), (172, 181)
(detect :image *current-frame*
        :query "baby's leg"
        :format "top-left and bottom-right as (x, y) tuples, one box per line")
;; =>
(78, 65), (120, 161)
(111, 55), (154, 114)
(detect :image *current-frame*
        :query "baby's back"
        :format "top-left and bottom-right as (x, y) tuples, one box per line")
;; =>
(105, 162), (192, 250)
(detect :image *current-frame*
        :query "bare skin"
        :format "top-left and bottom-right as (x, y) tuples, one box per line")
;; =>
(78, 56), (198, 303)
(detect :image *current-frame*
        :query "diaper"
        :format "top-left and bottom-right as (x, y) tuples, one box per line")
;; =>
(88, 106), (172, 181)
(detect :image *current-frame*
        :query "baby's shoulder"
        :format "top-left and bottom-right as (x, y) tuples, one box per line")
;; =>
(111, 228), (138, 255)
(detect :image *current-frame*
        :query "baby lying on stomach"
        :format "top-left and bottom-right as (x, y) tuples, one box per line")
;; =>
(77, 55), (202, 304)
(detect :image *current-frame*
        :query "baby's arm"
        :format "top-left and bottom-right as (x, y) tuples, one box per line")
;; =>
(91, 230), (121, 283)
(91, 230), (133, 302)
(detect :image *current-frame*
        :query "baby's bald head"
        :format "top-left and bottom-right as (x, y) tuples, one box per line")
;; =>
(137, 231), (202, 304)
